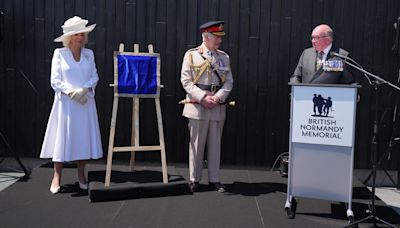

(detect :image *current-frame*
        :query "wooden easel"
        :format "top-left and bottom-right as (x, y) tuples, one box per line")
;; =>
(105, 43), (168, 187)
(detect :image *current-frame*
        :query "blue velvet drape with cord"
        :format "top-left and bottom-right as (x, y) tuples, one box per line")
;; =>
(117, 55), (157, 94)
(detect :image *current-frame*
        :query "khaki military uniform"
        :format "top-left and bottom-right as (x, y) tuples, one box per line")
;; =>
(181, 43), (233, 182)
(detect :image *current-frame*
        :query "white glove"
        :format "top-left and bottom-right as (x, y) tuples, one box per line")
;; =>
(70, 88), (89, 105)
(77, 95), (88, 104)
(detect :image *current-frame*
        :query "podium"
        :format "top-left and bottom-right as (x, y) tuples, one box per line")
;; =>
(285, 83), (360, 222)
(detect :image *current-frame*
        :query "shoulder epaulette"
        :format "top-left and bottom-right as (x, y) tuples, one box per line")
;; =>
(216, 49), (228, 55)
(187, 47), (200, 53)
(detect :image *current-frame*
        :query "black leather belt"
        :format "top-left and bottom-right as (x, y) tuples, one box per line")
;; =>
(195, 84), (221, 93)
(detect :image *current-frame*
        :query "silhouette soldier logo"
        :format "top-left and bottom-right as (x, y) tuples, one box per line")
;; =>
(311, 94), (333, 117)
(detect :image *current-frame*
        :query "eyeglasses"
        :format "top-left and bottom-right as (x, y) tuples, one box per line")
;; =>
(310, 35), (329, 41)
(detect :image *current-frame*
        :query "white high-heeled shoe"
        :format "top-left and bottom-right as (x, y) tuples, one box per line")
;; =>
(79, 182), (88, 190)
(50, 185), (61, 194)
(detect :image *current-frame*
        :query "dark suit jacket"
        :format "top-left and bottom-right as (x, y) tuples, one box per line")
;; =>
(290, 45), (355, 84)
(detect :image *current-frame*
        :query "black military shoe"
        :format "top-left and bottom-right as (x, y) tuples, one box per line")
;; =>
(209, 182), (225, 193)
(188, 181), (199, 193)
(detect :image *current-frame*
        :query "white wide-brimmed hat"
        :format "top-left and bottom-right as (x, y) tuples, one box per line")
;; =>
(54, 16), (96, 42)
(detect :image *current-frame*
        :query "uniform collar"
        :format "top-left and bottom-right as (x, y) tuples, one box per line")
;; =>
(200, 43), (217, 57)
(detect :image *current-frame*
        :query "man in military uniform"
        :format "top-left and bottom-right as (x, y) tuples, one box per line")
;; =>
(180, 21), (233, 193)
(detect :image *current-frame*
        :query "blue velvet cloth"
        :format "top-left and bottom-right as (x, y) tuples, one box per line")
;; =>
(117, 54), (157, 94)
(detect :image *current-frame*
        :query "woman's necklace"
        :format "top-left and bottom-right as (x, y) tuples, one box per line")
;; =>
(70, 47), (81, 62)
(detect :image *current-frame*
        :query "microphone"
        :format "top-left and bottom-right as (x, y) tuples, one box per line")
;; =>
(330, 51), (374, 85)
(329, 51), (351, 61)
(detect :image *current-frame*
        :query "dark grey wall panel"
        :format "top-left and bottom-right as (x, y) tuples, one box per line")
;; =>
(1, 0), (400, 169)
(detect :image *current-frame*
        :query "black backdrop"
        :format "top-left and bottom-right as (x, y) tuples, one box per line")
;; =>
(1, 0), (400, 169)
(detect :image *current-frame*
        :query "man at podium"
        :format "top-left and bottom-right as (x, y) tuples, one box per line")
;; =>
(290, 24), (354, 84)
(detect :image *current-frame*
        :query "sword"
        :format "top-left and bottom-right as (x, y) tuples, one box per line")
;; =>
(178, 99), (236, 107)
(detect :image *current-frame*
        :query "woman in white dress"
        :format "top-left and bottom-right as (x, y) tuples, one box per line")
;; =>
(40, 16), (103, 194)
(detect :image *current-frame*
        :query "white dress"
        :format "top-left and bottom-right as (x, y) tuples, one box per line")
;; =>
(40, 47), (103, 162)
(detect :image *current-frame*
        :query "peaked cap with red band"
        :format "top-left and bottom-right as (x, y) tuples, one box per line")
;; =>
(200, 21), (225, 36)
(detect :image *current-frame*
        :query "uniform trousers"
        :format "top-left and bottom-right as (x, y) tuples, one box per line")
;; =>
(188, 118), (224, 183)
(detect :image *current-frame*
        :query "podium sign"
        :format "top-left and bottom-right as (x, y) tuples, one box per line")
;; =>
(291, 85), (356, 147)
(285, 83), (360, 219)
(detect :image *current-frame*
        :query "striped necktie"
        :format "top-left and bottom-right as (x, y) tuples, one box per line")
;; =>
(316, 51), (324, 71)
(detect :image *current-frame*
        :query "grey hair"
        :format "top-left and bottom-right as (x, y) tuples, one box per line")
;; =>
(326, 29), (334, 40)
(61, 33), (89, 48)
